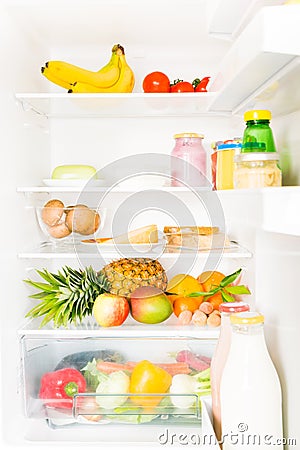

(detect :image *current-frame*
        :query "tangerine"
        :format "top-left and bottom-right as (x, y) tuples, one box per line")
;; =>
(207, 292), (223, 311)
(173, 297), (201, 317)
(167, 274), (203, 296)
(197, 271), (225, 292)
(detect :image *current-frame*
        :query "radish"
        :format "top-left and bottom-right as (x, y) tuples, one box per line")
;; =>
(176, 350), (210, 371)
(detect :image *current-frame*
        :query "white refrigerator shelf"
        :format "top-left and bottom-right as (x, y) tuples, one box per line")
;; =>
(18, 241), (252, 259)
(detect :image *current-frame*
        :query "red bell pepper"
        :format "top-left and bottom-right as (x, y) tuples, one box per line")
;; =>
(39, 367), (86, 409)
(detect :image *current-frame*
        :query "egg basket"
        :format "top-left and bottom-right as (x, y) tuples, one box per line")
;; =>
(36, 200), (107, 245)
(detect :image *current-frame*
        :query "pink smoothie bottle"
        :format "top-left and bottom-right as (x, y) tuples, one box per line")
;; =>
(171, 132), (207, 187)
(211, 301), (250, 443)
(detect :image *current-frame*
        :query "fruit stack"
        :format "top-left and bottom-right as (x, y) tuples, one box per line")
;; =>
(41, 44), (135, 93)
(25, 258), (250, 329)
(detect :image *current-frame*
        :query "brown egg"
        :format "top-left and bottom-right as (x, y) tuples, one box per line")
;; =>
(65, 205), (100, 236)
(41, 199), (65, 227)
(48, 221), (71, 239)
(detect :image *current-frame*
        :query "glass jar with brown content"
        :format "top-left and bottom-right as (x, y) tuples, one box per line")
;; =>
(234, 152), (282, 188)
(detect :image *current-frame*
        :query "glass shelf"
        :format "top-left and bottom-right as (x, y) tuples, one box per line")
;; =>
(17, 186), (213, 194)
(18, 316), (220, 339)
(15, 92), (220, 119)
(18, 241), (252, 259)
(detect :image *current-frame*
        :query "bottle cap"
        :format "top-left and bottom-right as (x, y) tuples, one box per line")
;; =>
(219, 302), (250, 313)
(217, 143), (242, 151)
(241, 142), (267, 153)
(244, 110), (272, 122)
(235, 152), (279, 163)
(230, 311), (264, 325)
(174, 132), (204, 139)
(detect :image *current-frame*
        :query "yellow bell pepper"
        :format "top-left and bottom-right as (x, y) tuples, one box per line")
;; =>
(129, 360), (172, 408)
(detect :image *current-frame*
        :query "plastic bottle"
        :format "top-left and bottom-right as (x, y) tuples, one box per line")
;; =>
(211, 302), (250, 443)
(242, 110), (277, 153)
(216, 142), (241, 190)
(220, 312), (283, 450)
(171, 133), (208, 187)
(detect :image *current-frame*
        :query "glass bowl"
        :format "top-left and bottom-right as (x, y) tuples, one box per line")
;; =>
(36, 200), (106, 244)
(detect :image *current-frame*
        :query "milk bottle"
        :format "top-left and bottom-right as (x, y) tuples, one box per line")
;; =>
(220, 312), (283, 450)
(211, 302), (250, 443)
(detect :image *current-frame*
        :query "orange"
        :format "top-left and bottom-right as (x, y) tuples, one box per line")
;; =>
(173, 297), (201, 317)
(207, 292), (223, 311)
(167, 294), (180, 305)
(197, 271), (225, 292)
(167, 274), (203, 297)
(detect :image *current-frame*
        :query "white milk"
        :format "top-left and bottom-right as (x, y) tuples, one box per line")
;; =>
(220, 312), (283, 450)
(211, 302), (250, 443)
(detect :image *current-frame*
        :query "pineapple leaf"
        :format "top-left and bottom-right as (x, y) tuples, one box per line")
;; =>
(40, 310), (59, 328)
(29, 291), (55, 300)
(25, 281), (57, 293)
(36, 269), (62, 286)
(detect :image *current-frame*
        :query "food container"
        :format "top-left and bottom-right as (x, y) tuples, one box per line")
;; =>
(163, 226), (230, 251)
(216, 143), (242, 190)
(36, 199), (106, 243)
(19, 331), (215, 428)
(171, 133), (208, 187)
(234, 152), (282, 188)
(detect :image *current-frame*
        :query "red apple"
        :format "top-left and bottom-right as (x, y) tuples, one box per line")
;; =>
(93, 293), (129, 327)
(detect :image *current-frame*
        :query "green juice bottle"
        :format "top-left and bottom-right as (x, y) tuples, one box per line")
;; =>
(242, 110), (276, 153)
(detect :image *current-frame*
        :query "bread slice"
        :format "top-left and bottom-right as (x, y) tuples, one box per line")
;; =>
(164, 226), (219, 235)
(101, 224), (158, 245)
(163, 225), (230, 250)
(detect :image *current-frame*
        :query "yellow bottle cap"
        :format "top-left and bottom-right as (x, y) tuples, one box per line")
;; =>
(174, 132), (204, 139)
(244, 110), (272, 122)
(230, 311), (264, 325)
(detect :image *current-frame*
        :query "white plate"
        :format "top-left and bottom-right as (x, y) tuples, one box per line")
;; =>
(43, 179), (106, 187)
(81, 240), (166, 253)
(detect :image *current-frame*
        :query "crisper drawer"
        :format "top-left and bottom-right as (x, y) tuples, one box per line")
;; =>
(19, 334), (215, 431)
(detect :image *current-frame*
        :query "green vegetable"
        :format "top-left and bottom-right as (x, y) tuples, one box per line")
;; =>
(82, 358), (130, 409)
(107, 405), (158, 424)
(169, 368), (211, 409)
(96, 371), (130, 409)
(55, 350), (123, 372)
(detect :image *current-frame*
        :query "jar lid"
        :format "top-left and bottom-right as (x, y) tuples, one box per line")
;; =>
(242, 142), (266, 153)
(244, 110), (272, 122)
(234, 152), (280, 162)
(174, 132), (204, 139)
(230, 311), (264, 325)
(219, 302), (250, 313)
(217, 143), (242, 151)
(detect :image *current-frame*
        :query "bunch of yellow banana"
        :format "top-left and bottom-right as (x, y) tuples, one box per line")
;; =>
(41, 44), (135, 93)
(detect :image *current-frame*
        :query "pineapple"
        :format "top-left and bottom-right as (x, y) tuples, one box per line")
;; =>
(25, 258), (168, 328)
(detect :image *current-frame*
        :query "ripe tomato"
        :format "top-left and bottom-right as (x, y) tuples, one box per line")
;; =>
(170, 81), (194, 93)
(193, 77), (210, 92)
(142, 72), (170, 93)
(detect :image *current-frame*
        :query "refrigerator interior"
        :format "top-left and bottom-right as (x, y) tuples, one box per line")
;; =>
(0, 0), (300, 448)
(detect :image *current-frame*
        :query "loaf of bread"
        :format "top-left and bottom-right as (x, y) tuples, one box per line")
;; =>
(163, 226), (230, 251)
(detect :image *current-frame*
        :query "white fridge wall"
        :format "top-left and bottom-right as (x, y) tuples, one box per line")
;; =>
(273, 109), (300, 186)
(0, 7), (51, 450)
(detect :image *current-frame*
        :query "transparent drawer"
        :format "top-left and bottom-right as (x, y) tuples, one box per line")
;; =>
(20, 335), (215, 428)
